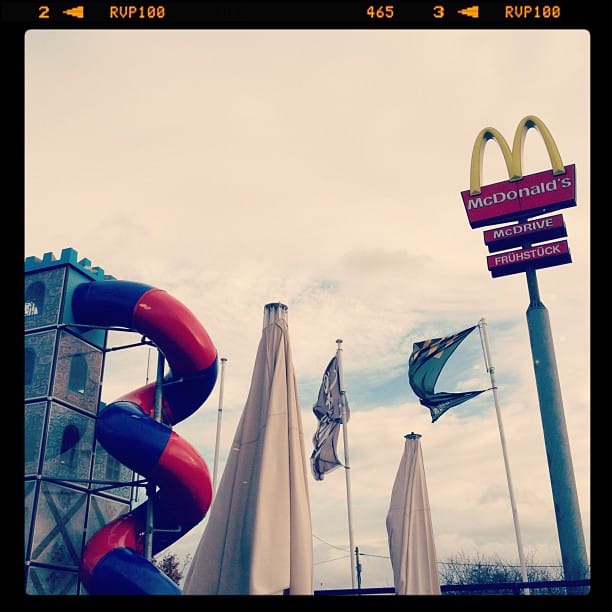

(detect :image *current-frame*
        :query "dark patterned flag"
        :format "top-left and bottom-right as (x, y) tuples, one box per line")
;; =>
(310, 356), (349, 480)
(409, 325), (487, 423)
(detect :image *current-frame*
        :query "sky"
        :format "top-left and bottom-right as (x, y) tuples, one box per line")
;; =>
(24, 27), (590, 591)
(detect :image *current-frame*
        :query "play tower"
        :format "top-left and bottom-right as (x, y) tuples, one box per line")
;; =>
(24, 248), (137, 595)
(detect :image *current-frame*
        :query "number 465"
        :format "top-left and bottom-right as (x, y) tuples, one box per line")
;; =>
(367, 5), (394, 18)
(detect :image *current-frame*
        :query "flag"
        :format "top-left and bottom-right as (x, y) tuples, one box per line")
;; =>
(408, 325), (487, 422)
(310, 356), (349, 480)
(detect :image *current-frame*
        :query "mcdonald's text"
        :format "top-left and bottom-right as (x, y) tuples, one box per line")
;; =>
(486, 239), (571, 278)
(461, 164), (575, 229)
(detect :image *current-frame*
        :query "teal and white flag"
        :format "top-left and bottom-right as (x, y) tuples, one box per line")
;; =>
(408, 325), (487, 422)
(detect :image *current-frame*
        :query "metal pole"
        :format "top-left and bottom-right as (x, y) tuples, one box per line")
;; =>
(144, 350), (165, 561)
(145, 346), (151, 384)
(335, 338), (357, 590)
(479, 318), (529, 594)
(212, 357), (228, 490)
(524, 268), (589, 593)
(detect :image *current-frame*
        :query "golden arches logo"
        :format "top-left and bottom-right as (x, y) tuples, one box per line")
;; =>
(461, 115), (576, 230)
(469, 115), (566, 196)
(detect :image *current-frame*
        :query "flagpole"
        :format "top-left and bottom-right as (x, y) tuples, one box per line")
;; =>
(144, 349), (165, 562)
(212, 357), (228, 490)
(479, 318), (530, 594)
(335, 338), (357, 590)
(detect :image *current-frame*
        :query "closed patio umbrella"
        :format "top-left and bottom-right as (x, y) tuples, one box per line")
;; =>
(183, 303), (313, 595)
(385, 433), (441, 595)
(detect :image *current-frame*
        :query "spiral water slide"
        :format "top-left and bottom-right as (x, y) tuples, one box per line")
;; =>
(73, 280), (218, 594)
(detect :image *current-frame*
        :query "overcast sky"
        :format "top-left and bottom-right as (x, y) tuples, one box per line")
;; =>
(24, 28), (589, 591)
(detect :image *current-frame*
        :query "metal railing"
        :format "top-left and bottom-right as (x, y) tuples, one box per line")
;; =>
(314, 578), (591, 596)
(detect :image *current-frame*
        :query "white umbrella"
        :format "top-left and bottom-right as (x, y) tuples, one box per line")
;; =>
(183, 303), (313, 595)
(385, 433), (441, 595)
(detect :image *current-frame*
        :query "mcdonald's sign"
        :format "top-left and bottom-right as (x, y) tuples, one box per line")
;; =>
(483, 213), (567, 253)
(486, 239), (571, 278)
(460, 116), (576, 229)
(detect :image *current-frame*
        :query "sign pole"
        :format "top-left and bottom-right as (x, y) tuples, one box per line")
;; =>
(525, 267), (589, 593)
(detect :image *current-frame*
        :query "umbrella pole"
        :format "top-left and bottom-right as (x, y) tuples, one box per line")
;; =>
(335, 339), (357, 590)
(479, 318), (529, 594)
(212, 357), (228, 490)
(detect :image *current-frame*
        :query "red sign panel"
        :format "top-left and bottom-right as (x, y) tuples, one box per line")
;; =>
(486, 239), (571, 278)
(461, 164), (576, 229)
(483, 214), (567, 253)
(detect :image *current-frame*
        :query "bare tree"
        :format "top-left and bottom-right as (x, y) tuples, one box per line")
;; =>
(153, 552), (192, 586)
(439, 551), (565, 595)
